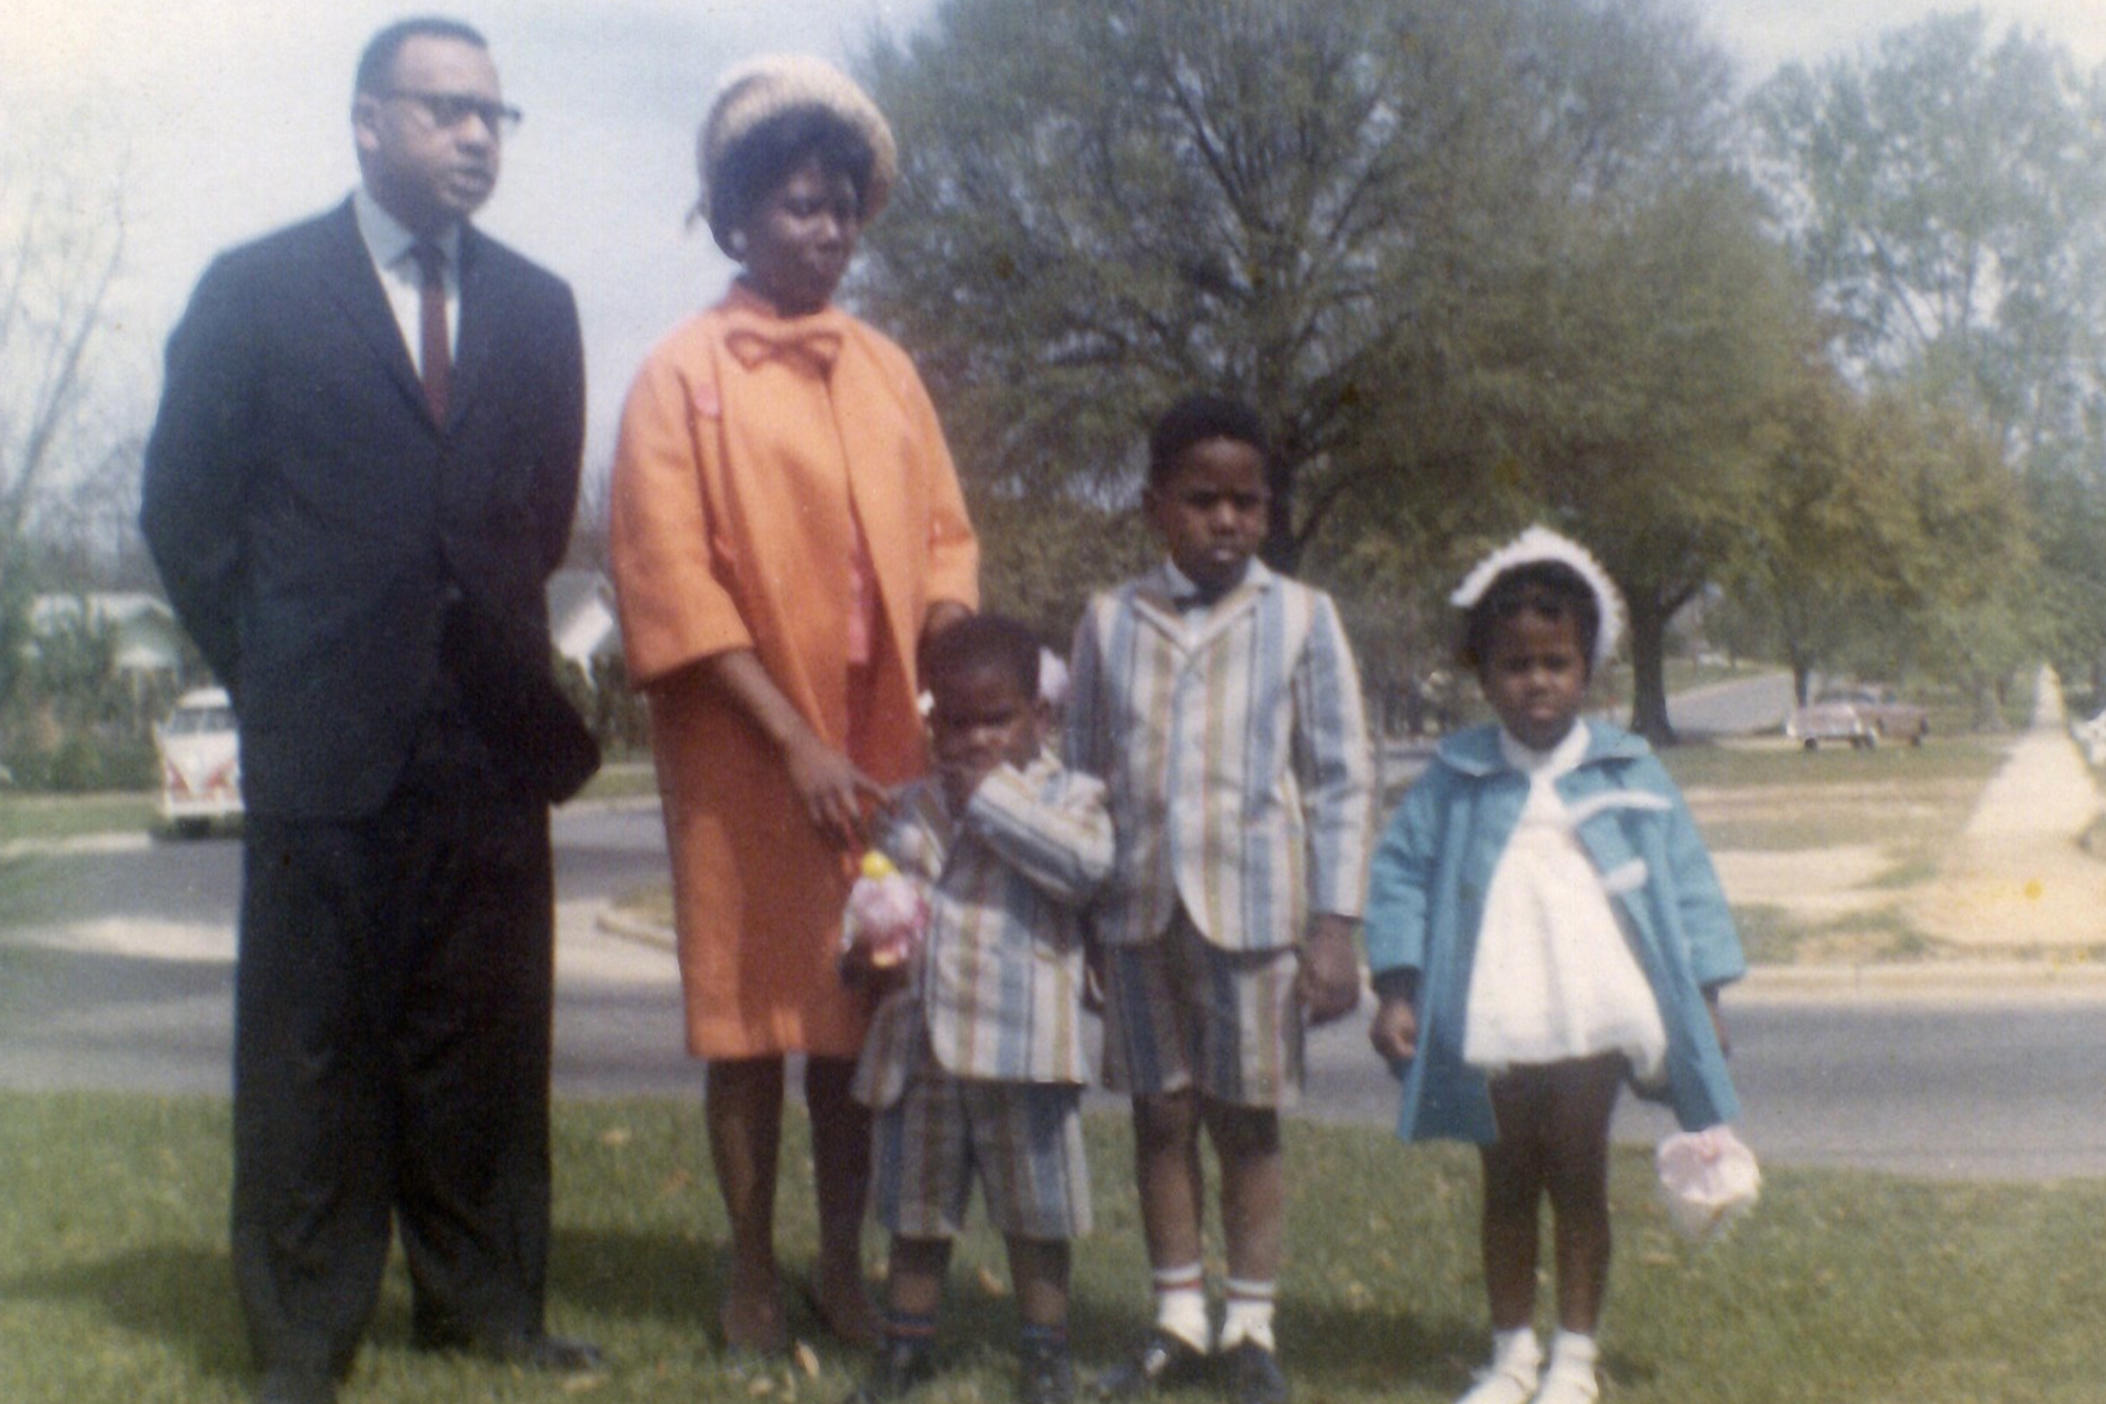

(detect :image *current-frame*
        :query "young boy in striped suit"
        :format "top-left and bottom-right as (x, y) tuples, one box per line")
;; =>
(1066, 395), (1375, 1404)
(848, 615), (1114, 1404)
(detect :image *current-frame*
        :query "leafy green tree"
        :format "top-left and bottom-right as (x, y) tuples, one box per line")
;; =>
(1750, 12), (2106, 446)
(857, 0), (1581, 573)
(1453, 175), (1812, 741)
(1721, 360), (1885, 706)
(859, 0), (1800, 744)
(1749, 12), (2105, 698)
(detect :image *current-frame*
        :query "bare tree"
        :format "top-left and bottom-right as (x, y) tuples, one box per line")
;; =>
(0, 108), (128, 596)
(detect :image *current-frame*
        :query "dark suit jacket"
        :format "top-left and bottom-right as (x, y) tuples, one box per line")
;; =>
(141, 198), (592, 818)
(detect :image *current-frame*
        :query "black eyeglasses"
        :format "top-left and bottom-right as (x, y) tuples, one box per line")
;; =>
(384, 90), (523, 137)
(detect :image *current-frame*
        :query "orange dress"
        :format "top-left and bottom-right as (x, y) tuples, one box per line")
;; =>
(609, 284), (978, 1058)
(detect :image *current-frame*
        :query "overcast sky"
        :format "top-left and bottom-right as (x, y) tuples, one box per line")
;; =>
(7, 0), (2105, 475)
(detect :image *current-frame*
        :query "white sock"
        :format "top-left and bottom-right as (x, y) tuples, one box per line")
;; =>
(1546, 1330), (1597, 1373)
(1218, 1278), (1276, 1353)
(1491, 1327), (1541, 1374)
(1152, 1263), (1211, 1352)
(1453, 1326), (1538, 1404)
(1541, 1329), (1600, 1397)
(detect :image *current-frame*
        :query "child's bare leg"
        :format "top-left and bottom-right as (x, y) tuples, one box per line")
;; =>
(858, 1236), (946, 1399)
(1009, 1236), (1077, 1403)
(1005, 1236), (1071, 1330)
(1540, 1055), (1623, 1335)
(1481, 1070), (1552, 1332)
(1127, 1089), (1212, 1358)
(884, 1236), (951, 1320)
(1204, 1100), (1282, 1285)
(1205, 1100), (1284, 1364)
(1132, 1090), (1206, 1270)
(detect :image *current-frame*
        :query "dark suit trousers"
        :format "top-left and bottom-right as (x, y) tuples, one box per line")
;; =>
(230, 715), (554, 1377)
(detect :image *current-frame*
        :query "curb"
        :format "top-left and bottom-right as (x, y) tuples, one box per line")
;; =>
(595, 906), (677, 952)
(587, 908), (2106, 1001)
(1737, 959), (2106, 998)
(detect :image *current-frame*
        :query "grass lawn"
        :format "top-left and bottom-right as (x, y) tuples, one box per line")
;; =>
(1659, 734), (2009, 852)
(0, 792), (158, 844)
(3, 1093), (2103, 1403)
(1657, 736), (2016, 962)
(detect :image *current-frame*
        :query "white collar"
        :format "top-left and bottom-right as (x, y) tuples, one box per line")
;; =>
(1160, 556), (1260, 602)
(352, 186), (461, 270)
(1498, 719), (1590, 780)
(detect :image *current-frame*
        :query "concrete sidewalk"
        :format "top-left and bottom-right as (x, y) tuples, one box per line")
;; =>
(1905, 665), (2106, 951)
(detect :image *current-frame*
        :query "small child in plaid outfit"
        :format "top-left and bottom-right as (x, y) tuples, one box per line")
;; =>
(846, 615), (1114, 1404)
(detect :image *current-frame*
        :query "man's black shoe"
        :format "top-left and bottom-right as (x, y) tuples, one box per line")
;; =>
(1224, 1340), (1288, 1404)
(253, 1367), (336, 1404)
(486, 1332), (607, 1373)
(1095, 1328), (1209, 1397)
(419, 1328), (607, 1374)
(1019, 1335), (1077, 1404)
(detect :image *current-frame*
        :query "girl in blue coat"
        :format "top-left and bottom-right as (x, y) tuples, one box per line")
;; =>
(1364, 527), (1744, 1404)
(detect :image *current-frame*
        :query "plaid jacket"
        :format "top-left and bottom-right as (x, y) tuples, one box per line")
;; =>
(1066, 560), (1375, 953)
(853, 754), (1112, 1106)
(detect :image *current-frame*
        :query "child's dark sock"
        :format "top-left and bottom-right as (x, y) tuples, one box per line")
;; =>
(1018, 1322), (1074, 1404)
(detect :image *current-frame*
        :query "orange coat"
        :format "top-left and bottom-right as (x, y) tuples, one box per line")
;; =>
(609, 285), (978, 1058)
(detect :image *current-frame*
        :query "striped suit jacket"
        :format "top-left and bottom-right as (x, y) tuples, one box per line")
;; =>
(853, 754), (1113, 1106)
(1066, 560), (1375, 953)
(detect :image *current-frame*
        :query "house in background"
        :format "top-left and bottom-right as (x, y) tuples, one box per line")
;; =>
(28, 592), (186, 679)
(546, 568), (622, 676)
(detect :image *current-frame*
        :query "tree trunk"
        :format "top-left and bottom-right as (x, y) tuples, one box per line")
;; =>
(1784, 639), (1814, 707)
(1626, 589), (1677, 746)
(1970, 673), (2003, 732)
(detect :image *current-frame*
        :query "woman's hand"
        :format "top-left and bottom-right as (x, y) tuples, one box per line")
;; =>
(783, 730), (888, 851)
(702, 648), (888, 850)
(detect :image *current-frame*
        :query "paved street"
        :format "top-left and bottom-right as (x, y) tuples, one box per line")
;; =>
(5, 787), (2106, 1181)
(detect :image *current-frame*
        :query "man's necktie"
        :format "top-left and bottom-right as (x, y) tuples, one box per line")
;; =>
(410, 242), (451, 423)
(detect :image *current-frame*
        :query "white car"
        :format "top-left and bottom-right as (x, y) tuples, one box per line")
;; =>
(2075, 708), (2106, 766)
(155, 686), (241, 834)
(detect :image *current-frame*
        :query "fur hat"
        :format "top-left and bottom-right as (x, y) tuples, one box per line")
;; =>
(696, 53), (898, 227)
(1450, 524), (1625, 675)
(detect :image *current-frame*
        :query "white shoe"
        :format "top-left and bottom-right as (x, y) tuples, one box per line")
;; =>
(1455, 1339), (1540, 1404)
(1455, 1366), (1538, 1404)
(1529, 1360), (1599, 1404)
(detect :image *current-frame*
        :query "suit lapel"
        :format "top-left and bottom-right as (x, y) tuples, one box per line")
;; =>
(1130, 567), (1189, 653)
(316, 199), (429, 420)
(1186, 571), (1268, 653)
(1130, 563), (1271, 656)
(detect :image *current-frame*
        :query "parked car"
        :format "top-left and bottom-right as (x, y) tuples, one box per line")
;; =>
(155, 686), (241, 834)
(2074, 708), (2106, 765)
(1786, 685), (1930, 750)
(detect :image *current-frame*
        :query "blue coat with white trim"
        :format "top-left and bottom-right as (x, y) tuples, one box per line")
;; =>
(1363, 720), (1745, 1143)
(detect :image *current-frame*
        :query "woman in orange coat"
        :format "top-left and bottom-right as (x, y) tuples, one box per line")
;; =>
(609, 55), (977, 1354)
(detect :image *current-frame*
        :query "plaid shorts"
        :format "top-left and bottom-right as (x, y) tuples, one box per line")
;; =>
(871, 1039), (1092, 1241)
(1100, 907), (1304, 1109)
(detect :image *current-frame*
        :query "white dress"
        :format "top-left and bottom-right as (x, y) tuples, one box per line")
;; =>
(1461, 723), (1669, 1082)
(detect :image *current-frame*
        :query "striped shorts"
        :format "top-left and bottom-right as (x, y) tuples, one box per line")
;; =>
(871, 1042), (1092, 1241)
(1100, 908), (1304, 1109)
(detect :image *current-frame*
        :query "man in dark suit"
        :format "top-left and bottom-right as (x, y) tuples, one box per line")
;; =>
(140, 19), (600, 1404)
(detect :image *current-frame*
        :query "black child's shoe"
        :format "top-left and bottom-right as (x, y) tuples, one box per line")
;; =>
(1019, 1334), (1077, 1404)
(1224, 1340), (1288, 1404)
(846, 1337), (938, 1404)
(1094, 1328), (1209, 1397)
